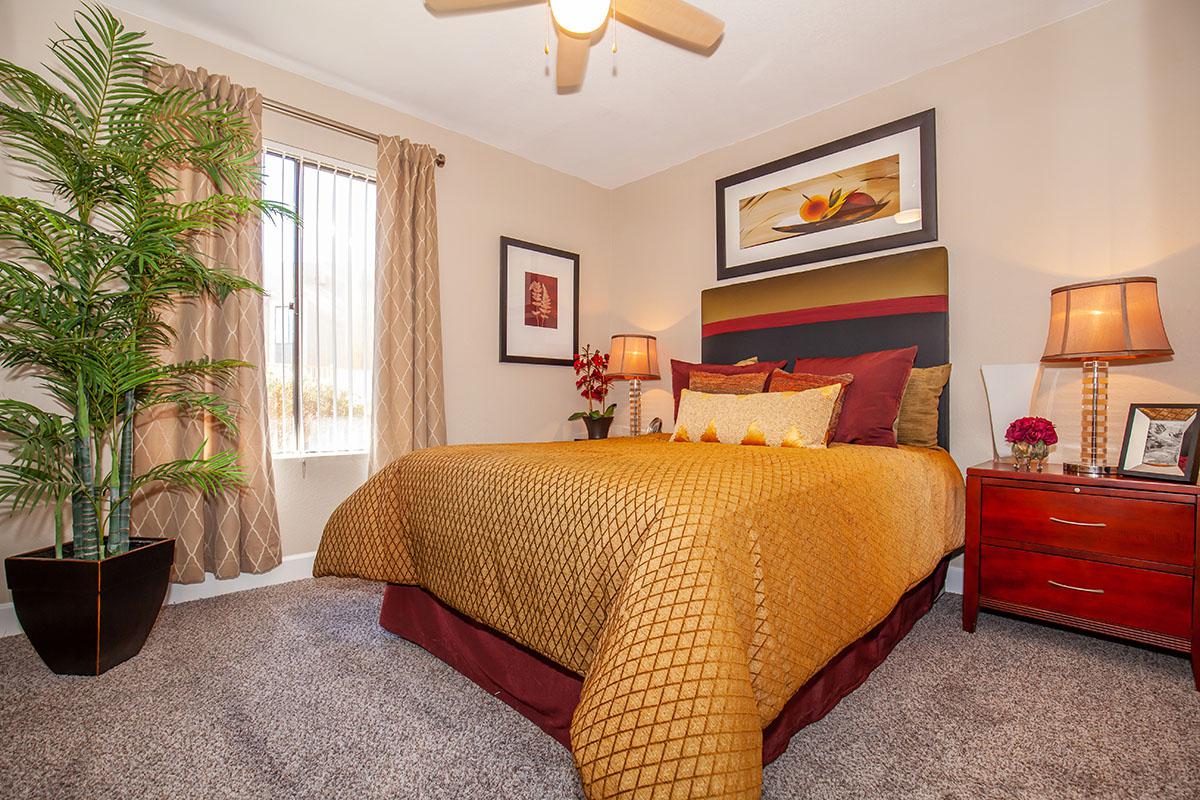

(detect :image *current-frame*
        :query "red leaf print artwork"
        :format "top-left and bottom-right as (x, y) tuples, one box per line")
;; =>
(524, 272), (558, 329)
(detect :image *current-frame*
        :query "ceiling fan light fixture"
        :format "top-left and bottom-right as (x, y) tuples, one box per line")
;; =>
(549, 0), (611, 35)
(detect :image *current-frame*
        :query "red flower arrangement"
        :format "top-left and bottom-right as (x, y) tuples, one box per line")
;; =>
(1005, 416), (1059, 446)
(568, 344), (616, 422)
(1005, 416), (1057, 471)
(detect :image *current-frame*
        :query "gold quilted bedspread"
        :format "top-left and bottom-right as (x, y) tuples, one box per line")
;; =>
(314, 435), (964, 799)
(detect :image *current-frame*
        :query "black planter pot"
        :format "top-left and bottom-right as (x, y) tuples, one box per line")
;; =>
(583, 416), (614, 440)
(4, 537), (175, 675)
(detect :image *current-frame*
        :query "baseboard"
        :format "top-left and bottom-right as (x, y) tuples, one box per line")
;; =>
(0, 550), (316, 639)
(944, 558), (964, 595)
(0, 603), (18, 639)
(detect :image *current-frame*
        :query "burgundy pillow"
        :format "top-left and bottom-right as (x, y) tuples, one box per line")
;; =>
(791, 346), (918, 447)
(670, 359), (785, 416)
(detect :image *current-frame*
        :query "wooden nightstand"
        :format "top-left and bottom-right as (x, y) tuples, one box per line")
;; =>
(962, 461), (1199, 689)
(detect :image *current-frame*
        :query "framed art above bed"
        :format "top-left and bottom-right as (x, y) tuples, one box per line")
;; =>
(715, 109), (938, 280)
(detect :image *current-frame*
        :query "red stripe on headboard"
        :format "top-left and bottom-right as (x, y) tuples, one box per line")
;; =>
(701, 294), (948, 338)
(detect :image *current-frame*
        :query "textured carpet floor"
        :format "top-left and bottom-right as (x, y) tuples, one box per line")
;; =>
(0, 579), (1195, 800)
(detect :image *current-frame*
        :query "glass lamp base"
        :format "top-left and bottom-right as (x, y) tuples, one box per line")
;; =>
(1062, 462), (1117, 477)
(627, 378), (642, 437)
(1074, 360), (1112, 479)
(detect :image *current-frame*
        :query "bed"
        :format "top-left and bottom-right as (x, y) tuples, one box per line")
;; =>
(314, 247), (963, 800)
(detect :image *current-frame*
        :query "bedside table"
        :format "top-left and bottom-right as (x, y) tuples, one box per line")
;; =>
(962, 461), (1198, 689)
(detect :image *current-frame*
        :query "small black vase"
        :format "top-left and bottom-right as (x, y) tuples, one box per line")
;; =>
(583, 416), (614, 440)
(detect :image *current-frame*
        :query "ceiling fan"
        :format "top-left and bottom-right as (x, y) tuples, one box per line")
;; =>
(424, 0), (725, 92)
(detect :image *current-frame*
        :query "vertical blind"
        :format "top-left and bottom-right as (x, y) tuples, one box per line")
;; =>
(261, 147), (377, 454)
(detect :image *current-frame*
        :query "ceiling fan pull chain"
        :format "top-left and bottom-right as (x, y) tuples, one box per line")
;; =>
(611, 1), (618, 55)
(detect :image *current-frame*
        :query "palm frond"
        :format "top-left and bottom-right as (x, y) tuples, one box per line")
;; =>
(0, 463), (79, 512)
(0, 401), (76, 512)
(158, 358), (251, 393)
(129, 446), (247, 496)
(0, 61), (86, 132)
(47, 4), (158, 146)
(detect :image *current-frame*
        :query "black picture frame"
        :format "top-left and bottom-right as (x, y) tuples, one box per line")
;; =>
(1117, 403), (1200, 484)
(499, 236), (580, 366)
(715, 109), (938, 281)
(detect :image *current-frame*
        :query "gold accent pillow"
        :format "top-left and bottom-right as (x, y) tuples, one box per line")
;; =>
(895, 364), (952, 448)
(670, 386), (841, 448)
(733, 357), (759, 366)
(768, 370), (854, 445)
(689, 370), (769, 395)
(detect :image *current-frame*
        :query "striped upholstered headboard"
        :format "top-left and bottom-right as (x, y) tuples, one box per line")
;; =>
(700, 247), (950, 449)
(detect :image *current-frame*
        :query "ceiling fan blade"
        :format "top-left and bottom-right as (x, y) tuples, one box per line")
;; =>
(424, 0), (538, 12)
(556, 28), (590, 92)
(615, 0), (724, 51)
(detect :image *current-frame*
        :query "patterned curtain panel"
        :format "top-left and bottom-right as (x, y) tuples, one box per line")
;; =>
(134, 65), (282, 584)
(370, 137), (447, 473)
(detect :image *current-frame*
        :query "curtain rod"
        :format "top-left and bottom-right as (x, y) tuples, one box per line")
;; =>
(262, 97), (446, 168)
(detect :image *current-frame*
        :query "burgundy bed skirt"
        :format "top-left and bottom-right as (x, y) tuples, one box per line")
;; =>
(380, 555), (951, 764)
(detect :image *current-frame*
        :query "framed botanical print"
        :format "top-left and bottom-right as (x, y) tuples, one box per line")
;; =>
(1117, 403), (1200, 483)
(715, 109), (937, 280)
(499, 236), (579, 366)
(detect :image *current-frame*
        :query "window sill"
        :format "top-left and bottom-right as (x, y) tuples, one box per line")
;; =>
(273, 450), (368, 461)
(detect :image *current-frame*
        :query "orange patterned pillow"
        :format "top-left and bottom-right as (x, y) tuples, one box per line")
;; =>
(768, 370), (854, 445)
(689, 370), (769, 395)
(670, 386), (841, 448)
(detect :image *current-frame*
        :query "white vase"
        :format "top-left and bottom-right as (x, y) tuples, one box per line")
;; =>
(981, 363), (1040, 460)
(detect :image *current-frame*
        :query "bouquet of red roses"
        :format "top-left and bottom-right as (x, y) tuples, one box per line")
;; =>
(1005, 416), (1057, 470)
(1005, 416), (1058, 446)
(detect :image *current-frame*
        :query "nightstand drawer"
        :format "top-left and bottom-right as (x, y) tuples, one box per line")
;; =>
(981, 485), (1194, 566)
(980, 545), (1192, 640)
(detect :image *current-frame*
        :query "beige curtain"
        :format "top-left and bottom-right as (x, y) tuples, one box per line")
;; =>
(370, 137), (447, 473)
(135, 65), (282, 584)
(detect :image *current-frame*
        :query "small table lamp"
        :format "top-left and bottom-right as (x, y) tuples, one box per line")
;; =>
(606, 334), (660, 436)
(1041, 276), (1173, 476)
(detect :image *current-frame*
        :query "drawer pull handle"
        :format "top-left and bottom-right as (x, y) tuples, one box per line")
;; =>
(1048, 579), (1105, 594)
(1049, 516), (1106, 528)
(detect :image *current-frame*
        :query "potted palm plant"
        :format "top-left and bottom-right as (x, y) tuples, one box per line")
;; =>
(0, 4), (283, 674)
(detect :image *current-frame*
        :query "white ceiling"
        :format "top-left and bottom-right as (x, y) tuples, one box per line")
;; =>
(107, 0), (1108, 188)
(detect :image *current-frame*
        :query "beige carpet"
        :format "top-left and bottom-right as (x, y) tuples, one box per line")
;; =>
(0, 578), (1195, 799)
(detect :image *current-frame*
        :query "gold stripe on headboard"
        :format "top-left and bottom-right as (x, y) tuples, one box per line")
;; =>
(702, 247), (948, 326)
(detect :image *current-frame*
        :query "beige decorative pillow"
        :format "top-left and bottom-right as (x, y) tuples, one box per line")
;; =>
(670, 386), (841, 448)
(689, 370), (769, 395)
(733, 357), (759, 366)
(768, 370), (854, 445)
(895, 364), (952, 448)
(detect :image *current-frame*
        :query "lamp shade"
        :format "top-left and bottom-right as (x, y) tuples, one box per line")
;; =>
(606, 334), (660, 380)
(1041, 277), (1173, 362)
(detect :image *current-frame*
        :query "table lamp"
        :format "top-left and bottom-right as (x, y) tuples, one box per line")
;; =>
(606, 334), (660, 436)
(1041, 276), (1173, 476)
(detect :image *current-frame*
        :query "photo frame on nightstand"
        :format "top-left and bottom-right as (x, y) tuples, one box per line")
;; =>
(1117, 403), (1200, 484)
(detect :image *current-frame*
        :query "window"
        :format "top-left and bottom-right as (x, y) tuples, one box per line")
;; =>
(261, 146), (376, 455)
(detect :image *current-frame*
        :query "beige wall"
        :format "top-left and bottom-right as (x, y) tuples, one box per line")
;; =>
(608, 0), (1200, 472)
(0, 0), (616, 601)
